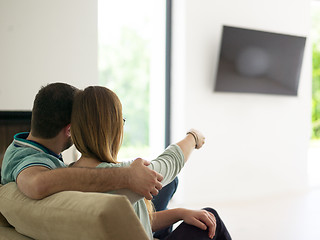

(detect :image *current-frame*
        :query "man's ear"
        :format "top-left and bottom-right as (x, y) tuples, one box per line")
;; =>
(65, 124), (71, 137)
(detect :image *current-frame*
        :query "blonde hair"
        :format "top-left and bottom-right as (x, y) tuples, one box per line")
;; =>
(71, 86), (153, 220)
(71, 86), (123, 163)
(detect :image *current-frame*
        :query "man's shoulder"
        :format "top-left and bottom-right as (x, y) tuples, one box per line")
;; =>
(1, 142), (65, 184)
(2, 133), (42, 162)
(4, 141), (49, 162)
(1, 142), (39, 184)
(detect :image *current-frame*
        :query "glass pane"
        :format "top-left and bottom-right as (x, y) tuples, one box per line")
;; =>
(312, 1), (320, 139)
(309, 0), (320, 187)
(98, 0), (166, 160)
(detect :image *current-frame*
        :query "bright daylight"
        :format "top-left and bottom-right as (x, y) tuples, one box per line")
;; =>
(98, 0), (166, 161)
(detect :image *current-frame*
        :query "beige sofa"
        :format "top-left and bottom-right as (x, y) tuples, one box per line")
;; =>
(0, 183), (149, 240)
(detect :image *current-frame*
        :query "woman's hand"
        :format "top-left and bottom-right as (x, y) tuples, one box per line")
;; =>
(181, 208), (216, 239)
(187, 129), (205, 149)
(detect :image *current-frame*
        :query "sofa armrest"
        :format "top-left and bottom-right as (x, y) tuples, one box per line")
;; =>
(0, 183), (149, 240)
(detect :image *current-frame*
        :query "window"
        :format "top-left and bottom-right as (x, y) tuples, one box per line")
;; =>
(98, 0), (167, 160)
(309, 0), (320, 187)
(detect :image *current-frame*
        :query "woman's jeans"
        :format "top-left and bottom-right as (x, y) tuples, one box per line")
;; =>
(152, 177), (179, 239)
(152, 178), (232, 240)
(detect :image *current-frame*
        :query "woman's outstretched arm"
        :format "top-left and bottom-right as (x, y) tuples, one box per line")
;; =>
(147, 129), (205, 187)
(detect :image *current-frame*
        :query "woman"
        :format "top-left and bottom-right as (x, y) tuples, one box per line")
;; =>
(70, 86), (232, 240)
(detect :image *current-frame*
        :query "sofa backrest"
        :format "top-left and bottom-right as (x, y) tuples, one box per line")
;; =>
(0, 183), (149, 240)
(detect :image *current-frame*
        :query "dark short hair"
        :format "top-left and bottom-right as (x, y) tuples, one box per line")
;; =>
(31, 82), (78, 138)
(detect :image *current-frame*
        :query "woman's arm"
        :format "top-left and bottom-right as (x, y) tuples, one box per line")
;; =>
(148, 129), (205, 187)
(107, 129), (205, 203)
(151, 208), (216, 239)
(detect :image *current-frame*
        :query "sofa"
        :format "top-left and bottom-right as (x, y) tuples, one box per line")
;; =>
(0, 183), (150, 240)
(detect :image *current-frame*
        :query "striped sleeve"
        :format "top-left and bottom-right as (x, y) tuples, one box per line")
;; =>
(148, 144), (185, 187)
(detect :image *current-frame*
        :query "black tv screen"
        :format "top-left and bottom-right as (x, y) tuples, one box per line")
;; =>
(214, 26), (306, 96)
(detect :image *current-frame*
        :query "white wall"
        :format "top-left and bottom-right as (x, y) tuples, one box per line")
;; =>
(0, 0), (98, 111)
(0, 0), (311, 204)
(171, 0), (311, 204)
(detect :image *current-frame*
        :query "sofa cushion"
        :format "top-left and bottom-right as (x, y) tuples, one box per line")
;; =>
(0, 185), (11, 227)
(0, 227), (33, 240)
(0, 182), (149, 240)
(0, 213), (11, 227)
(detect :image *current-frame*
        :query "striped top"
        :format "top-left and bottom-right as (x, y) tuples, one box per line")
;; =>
(1, 132), (66, 184)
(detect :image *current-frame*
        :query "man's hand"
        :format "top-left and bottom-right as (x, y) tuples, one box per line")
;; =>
(127, 158), (163, 200)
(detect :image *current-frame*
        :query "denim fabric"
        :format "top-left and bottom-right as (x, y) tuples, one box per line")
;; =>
(152, 177), (179, 239)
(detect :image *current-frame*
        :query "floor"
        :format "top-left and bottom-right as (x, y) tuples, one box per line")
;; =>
(169, 187), (320, 240)
(168, 144), (320, 240)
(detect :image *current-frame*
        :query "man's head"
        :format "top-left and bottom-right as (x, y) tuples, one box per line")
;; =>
(31, 83), (78, 140)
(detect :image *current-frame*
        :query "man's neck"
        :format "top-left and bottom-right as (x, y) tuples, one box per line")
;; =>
(27, 133), (62, 155)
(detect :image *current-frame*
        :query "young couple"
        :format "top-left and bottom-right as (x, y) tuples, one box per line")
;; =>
(1, 83), (231, 240)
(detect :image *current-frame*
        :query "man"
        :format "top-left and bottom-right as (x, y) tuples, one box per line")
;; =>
(1, 82), (163, 200)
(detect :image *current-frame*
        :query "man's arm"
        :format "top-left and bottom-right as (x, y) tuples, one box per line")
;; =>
(16, 158), (163, 200)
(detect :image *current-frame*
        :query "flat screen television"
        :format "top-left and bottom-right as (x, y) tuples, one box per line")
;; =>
(214, 25), (306, 96)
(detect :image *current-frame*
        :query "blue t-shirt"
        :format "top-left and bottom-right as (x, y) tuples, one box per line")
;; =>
(1, 132), (66, 184)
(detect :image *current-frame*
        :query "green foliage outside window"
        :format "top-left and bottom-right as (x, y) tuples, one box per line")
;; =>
(312, 45), (320, 138)
(312, 6), (320, 139)
(99, 27), (150, 158)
